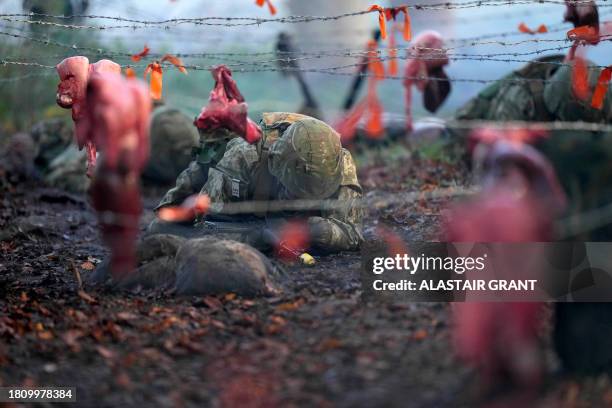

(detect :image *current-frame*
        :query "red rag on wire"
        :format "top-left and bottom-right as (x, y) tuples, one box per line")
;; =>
(518, 22), (548, 35)
(334, 99), (368, 144)
(368, 5), (387, 39)
(567, 43), (591, 101)
(194, 65), (262, 143)
(403, 31), (449, 132)
(384, 5), (411, 41)
(591, 66), (612, 109)
(334, 40), (385, 141)
(567, 24), (600, 44)
(131, 45), (150, 62)
(255, 0), (277, 15)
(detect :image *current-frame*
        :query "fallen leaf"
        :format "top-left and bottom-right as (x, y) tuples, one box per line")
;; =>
(276, 299), (304, 312)
(96, 345), (116, 360)
(202, 296), (223, 311)
(211, 319), (226, 330)
(77, 290), (97, 304)
(317, 338), (343, 352)
(61, 329), (84, 349)
(80, 261), (95, 270)
(115, 371), (133, 390)
(413, 329), (428, 340)
(38, 331), (54, 340)
(116, 312), (138, 321)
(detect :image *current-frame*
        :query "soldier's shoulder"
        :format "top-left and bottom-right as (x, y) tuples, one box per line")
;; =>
(217, 138), (259, 170)
(261, 112), (313, 127)
(340, 148), (361, 192)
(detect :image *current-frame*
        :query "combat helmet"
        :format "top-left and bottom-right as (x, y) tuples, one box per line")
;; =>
(268, 117), (343, 199)
(543, 62), (611, 122)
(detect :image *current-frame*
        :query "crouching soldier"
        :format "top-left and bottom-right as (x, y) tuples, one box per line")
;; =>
(449, 56), (612, 375)
(151, 113), (364, 254)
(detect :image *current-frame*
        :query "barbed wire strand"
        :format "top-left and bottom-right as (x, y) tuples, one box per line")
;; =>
(2, 1), (612, 30)
(4, 25), (612, 64)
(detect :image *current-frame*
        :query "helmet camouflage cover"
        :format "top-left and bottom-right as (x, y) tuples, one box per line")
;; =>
(268, 117), (343, 199)
(543, 62), (612, 122)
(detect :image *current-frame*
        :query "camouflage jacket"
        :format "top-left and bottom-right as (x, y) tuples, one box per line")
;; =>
(452, 56), (612, 240)
(201, 113), (364, 252)
(142, 104), (199, 185)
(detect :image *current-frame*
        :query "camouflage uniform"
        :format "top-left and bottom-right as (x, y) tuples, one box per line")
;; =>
(154, 113), (364, 253)
(30, 118), (73, 171)
(45, 145), (89, 192)
(155, 127), (240, 209)
(452, 55), (612, 239)
(23, 103), (198, 192)
(452, 56), (612, 373)
(27, 118), (91, 193)
(142, 103), (199, 185)
(453, 55), (564, 131)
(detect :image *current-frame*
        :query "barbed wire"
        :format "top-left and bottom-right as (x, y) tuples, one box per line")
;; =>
(1, 1), (611, 30)
(0, 54), (588, 86)
(4, 24), (609, 64)
(0, 3), (584, 28)
(5, 43), (603, 75)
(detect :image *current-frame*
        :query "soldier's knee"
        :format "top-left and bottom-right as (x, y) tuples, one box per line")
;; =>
(307, 216), (333, 248)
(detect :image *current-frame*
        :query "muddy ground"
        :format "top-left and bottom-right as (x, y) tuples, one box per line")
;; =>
(1, 151), (612, 407)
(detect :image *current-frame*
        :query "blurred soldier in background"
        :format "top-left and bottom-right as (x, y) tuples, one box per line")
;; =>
(142, 100), (199, 185)
(452, 56), (612, 239)
(0, 100), (198, 193)
(448, 54), (612, 374)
